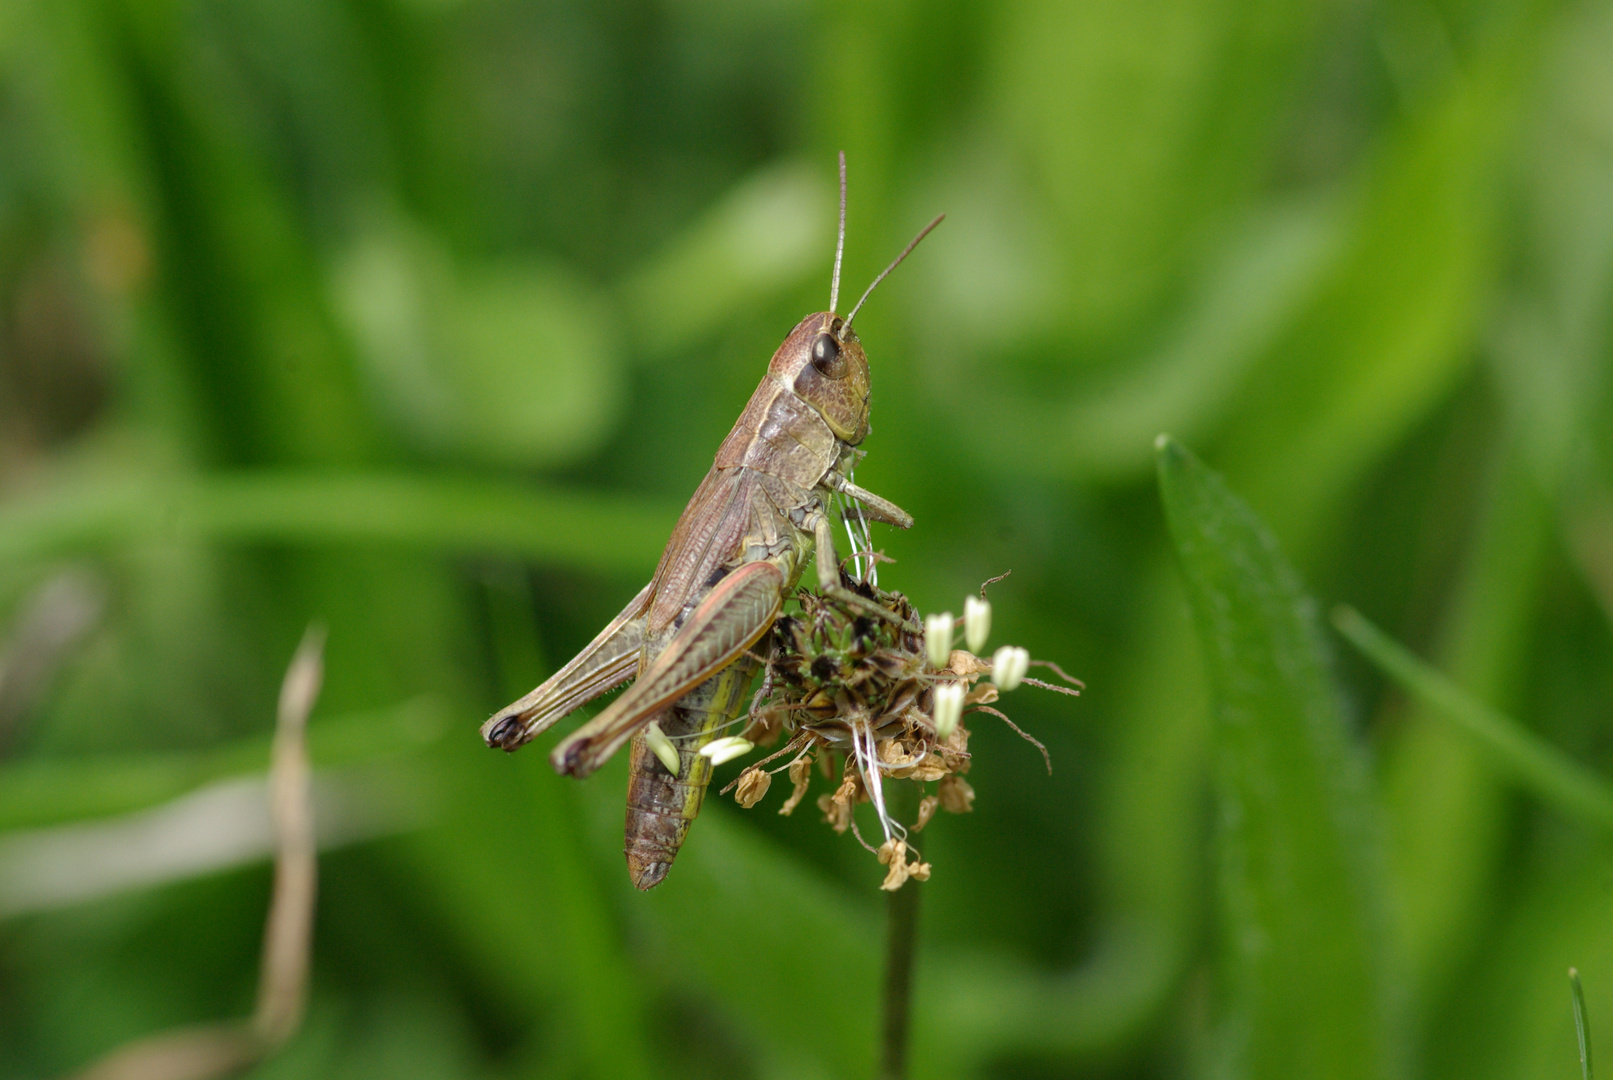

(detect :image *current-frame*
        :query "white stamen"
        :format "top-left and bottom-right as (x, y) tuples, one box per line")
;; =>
(644, 722), (680, 775)
(933, 682), (965, 741)
(963, 596), (991, 652)
(991, 646), (1030, 691)
(925, 613), (954, 669)
(839, 494), (863, 584)
(836, 469), (879, 588)
(699, 736), (755, 766)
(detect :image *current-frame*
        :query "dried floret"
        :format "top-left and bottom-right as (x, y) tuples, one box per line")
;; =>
(831, 766), (864, 808)
(877, 837), (932, 891)
(938, 775), (975, 814)
(818, 792), (853, 833)
(912, 795), (940, 832)
(734, 765), (771, 808)
(778, 755), (813, 816)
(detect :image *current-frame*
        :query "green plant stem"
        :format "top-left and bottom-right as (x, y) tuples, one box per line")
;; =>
(881, 782), (921, 1080)
(1332, 605), (1613, 830)
(882, 882), (919, 1080)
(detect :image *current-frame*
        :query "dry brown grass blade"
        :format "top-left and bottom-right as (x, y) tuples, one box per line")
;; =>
(65, 626), (324, 1080)
(252, 624), (324, 1045)
(69, 1027), (262, 1080)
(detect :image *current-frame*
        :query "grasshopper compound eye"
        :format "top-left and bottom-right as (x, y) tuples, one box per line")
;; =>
(810, 332), (846, 378)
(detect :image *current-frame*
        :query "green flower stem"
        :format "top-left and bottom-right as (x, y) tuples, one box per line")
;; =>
(881, 781), (922, 1080)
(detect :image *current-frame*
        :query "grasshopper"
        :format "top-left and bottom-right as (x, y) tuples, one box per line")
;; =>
(482, 156), (940, 889)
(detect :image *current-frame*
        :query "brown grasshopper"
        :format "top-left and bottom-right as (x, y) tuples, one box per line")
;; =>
(482, 156), (940, 889)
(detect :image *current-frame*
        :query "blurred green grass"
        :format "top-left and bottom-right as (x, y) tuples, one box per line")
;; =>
(2, 0), (1613, 1077)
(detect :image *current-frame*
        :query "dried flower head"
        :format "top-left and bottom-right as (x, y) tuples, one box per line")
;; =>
(721, 573), (1081, 888)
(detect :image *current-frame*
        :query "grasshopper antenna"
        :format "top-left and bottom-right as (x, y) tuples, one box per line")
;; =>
(841, 213), (945, 338)
(830, 151), (847, 313)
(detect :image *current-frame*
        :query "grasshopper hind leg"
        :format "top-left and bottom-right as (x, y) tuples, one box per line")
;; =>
(482, 581), (654, 751)
(551, 560), (784, 777)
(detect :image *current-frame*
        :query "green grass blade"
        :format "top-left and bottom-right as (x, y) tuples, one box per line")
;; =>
(0, 698), (450, 832)
(1332, 606), (1613, 831)
(1156, 436), (1397, 1080)
(0, 472), (674, 573)
(1572, 968), (1595, 1080)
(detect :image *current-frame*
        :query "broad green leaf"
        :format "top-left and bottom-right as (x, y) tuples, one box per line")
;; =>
(1156, 436), (1397, 1080)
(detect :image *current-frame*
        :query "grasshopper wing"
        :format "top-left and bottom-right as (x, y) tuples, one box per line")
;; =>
(482, 581), (654, 751)
(551, 560), (784, 778)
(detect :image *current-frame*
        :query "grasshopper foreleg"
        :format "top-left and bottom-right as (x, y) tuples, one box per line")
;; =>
(748, 643), (776, 724)
(810, 513), (905, 626)
(824, 472), (913, 529)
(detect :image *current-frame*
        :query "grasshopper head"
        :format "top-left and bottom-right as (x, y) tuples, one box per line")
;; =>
(769, 156), (940, 447)
(770, 312), (872, 444)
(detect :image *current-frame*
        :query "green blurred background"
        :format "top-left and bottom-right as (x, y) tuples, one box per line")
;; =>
(3, 0), (1613, 1077)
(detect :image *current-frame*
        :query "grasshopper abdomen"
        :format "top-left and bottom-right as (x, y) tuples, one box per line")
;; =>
(623, 653), (760, 889)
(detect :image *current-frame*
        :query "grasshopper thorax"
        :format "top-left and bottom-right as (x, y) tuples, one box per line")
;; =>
(769, 312), (872, 445)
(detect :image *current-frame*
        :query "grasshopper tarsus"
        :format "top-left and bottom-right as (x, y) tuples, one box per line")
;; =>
(553, 742), (584, 776)
(486, 715), (522, 750)
(826, 584), (907, 627)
